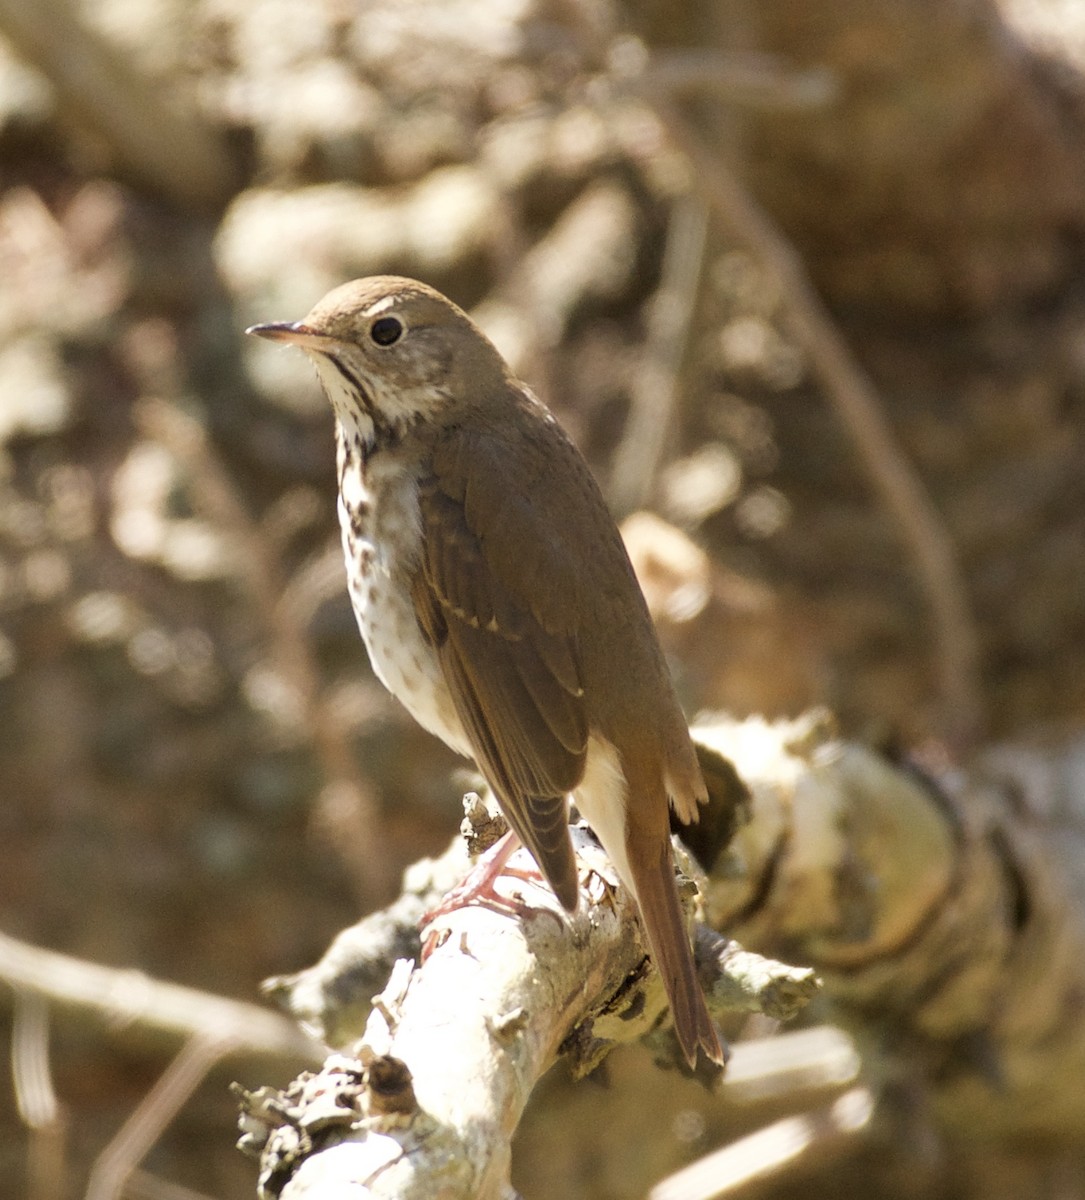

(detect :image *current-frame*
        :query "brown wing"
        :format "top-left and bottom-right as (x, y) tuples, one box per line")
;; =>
(411, 425), (589, 910)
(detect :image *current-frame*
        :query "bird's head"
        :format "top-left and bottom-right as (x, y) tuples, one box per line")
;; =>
(248, 276), (508, 445)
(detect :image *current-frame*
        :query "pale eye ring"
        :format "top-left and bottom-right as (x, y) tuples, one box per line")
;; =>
(370, 316), (403, 346)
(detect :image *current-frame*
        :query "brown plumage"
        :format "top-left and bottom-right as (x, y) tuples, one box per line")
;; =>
(248, 276), (722, 1067)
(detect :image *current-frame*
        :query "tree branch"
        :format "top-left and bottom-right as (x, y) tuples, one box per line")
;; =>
(240, 825), (818, 1199)
(697, 713), (1085, 1141)
(0, 930), (320, 1063)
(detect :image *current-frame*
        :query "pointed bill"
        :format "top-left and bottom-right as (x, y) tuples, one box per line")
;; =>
(246, 321), (342, 352)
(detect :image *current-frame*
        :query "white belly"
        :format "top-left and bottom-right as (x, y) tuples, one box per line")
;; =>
(574, 733), (633, 893)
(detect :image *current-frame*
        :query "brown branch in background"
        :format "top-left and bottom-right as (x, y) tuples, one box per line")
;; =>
(610, 192), (709, 516)
(480, 180), (641, 406)
(0, 0), (235, 210)
(86, 1035), (240, 1200)
(644, 94), (984, 748)
(276, 543), (354, 633)
(136, 399), (395, 904)
(552, 0), (984, 745)
(640, 49), (838, 111)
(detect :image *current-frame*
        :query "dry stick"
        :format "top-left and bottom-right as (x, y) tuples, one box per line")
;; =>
(649, 1087), (875, 1200)
(12, 990), (68, 1200)
(3, 933), (318, 1200)
(12, 990), (59, 1130)
(136, 399), (394, 903)
(85, 1034), (234, 1200)
(610, 191), (709, 516)
(0, 0), (235, 210)
(0, 930), (320, 1062)
(646, 94), (984, 746)
(721, 1025), (860, 1105)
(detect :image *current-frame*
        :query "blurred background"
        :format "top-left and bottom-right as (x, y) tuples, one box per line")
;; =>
(2, 0), (1085, 1196)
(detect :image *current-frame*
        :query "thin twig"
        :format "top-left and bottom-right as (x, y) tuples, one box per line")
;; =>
(12, 990), (68, 1200)
(12, 989), (58, 1128)
(648, 1087), (874, 1200)
(722, 1025), (860, 1106)
(610, 192), (709, 516)
(640, 49), (838, 111)
(85, 1035), (233, 1200)
(645, 94), (984, 747)
(0, 930), (320, 1062)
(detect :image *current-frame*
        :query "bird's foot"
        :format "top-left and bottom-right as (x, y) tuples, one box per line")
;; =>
(419, 831), (558, 934)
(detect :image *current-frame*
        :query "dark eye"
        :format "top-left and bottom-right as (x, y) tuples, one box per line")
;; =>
(370, 316), (403, 346)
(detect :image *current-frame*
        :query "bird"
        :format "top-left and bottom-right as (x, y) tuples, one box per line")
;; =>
(248, 276), (723, 1067)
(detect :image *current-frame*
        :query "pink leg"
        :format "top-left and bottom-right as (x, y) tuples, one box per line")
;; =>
(421, 831), (548, 927)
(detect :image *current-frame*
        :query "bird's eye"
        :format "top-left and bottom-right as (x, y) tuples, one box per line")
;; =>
(370, 316), (403, 346)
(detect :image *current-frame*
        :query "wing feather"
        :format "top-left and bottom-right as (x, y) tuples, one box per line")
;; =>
(411, 427), (588, 909)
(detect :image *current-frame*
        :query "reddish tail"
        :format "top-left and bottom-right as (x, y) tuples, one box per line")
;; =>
(628, 833), (723, 1068)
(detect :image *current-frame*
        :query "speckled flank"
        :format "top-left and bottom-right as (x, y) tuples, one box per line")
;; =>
(335, 420), (470, 758)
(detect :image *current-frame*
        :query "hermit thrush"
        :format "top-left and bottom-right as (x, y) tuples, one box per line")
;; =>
(248, 277), (722, 1067)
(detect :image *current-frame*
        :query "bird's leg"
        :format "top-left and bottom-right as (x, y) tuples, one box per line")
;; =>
(420, 830), (553, 927)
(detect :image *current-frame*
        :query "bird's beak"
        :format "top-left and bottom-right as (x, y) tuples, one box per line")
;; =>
(246, 321), (339, 352)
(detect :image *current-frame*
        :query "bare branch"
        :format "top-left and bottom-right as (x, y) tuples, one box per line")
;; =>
(695, 714), (1085, 1141)
(240, 824), (818, 1199)
(721, 1025), (861, 1107)
(12, 990), (58, 1129)
(649, 1087), (875, 1200)
(641, 49), (838, 111)
(263, 830), (475, 1047)
(0, 930), (320, 1063)
(86, 1035), (233, 1200)
(13, 990), (68, 1200)
(610, 192), (709, 516)
(264, 810), (816, 1053)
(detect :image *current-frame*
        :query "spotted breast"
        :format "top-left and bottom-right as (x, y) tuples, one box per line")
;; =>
(335, 417), (469, 758)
